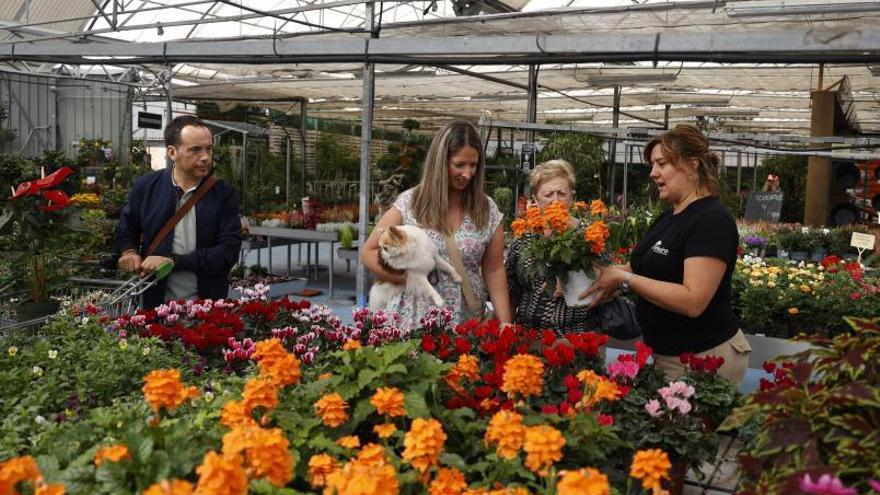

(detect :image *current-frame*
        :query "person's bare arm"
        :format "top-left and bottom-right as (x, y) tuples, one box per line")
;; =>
(360, 207), (407, 285)
(482, 224), (512, 323)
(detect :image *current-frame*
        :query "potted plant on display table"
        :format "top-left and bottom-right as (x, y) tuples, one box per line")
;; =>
(0, 167), (75, 320)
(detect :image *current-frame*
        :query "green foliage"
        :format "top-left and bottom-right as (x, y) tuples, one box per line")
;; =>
(536, 131), (605, 201)
(0, 154), (32, 207)
(492, 187), (513, 220)
(719, 317), (880, 494)
(0, 315), (200, 459)
(316, 134), (359, 181)
(338, 223), (355, 249)
(0, 103), (16, 147)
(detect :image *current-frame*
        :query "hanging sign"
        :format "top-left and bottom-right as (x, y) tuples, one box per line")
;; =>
(137, 111), (164, 130)
(520, 143), (536, 171)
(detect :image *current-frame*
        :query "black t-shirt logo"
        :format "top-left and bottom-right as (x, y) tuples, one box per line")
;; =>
(651, 240), (670, 256)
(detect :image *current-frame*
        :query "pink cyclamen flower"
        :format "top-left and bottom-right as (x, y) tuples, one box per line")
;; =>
(677, 400), (692, 415)
(645, 399), (663, 417)
(608, 360), (640, 382)
(869, 480), (880, 492)
(800, 474), (857, 495)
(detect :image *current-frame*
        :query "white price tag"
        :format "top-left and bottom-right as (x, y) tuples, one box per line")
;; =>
(851, 232), (876, 250)
(275, 186), (280, 195)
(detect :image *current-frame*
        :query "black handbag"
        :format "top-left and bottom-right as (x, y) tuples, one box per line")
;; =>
(598, 296), (642, 340)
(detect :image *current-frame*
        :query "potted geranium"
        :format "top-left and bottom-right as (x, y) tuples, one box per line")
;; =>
(510, 200), (610, 306)
(0, 166), (74, 320)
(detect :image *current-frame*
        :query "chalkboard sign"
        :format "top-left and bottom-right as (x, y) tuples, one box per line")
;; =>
(137, 111), (163, 130)
(744, 191), (784, 222)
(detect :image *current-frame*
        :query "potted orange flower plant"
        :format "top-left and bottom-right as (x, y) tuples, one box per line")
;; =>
(510, 199), (610, 306)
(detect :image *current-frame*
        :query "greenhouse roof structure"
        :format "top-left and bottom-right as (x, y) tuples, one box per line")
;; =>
(2, 0), (880, 135)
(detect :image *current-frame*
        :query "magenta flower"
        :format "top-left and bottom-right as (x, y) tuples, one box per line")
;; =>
(800, 474), (856, 495)
(608, 360), (640, 382)
(869, 480), (880, 493)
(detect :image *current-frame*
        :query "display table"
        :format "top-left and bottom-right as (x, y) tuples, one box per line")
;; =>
(248, 226), (339, 298)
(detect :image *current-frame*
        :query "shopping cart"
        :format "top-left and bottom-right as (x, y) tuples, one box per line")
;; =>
(0, 261), (173, 338)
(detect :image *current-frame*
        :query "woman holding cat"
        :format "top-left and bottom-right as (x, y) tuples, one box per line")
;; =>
(362, 120), (513, 327)
(505, 159), (602, 333)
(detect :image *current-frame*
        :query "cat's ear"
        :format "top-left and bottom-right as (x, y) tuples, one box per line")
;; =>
(388, 225), (403, 239)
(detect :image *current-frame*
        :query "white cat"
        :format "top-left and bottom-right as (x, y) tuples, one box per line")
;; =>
(368, 225), (461, 311)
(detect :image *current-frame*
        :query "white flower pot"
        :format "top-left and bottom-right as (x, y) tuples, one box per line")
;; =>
(563, 269), (596, 307)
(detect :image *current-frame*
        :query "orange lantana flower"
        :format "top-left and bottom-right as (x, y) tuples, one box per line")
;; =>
(315, 392), (349, 427)
(142, 369), (199, 413)
(576, 370), (621, 409)
(370, 387), (406, 418)
(584, 220), (610, 255)
(523, 425), (565, 476)
(252, 339), (302, 387)
(511, 218), (529, 238)
(35, 484), (66, 495)
(0, 456), (41, 494)
(429, 467), (467, 495)
(323, 458), (399, 495)
(94, 444), (131, 467)
(336, 436), (361, 449)
(374, 423), (397, 438)
(557, 467), (610, 495)
(484, 410), (526, 459)
(630, 449), (672, 494)
(590, 199), (608, 217)
(501, 354), (544, 398)
(543, 202), (571, 233)
(222, 426), (293, 487)
(402, 418), (447, 473)
(220, 400), (256, 429)
(241, 378), (279, 414)
(308, 454), (339, 488)
(194, 451), (248, 495)
(144, 479), (194, 495)
(342, 339), (362, 350)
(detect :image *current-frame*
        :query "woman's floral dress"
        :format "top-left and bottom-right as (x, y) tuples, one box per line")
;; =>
(386, 188), (502, 328)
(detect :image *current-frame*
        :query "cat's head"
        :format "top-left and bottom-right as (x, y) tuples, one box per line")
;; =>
(378, 225), (411, 265)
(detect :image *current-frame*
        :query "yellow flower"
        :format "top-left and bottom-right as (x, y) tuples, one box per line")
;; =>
(69, 193), (100, 206)
(501, 354), (544, 398)
(630, 449), (671, 494)
(144, 479), (194, 495)
(523, 425), (565, 476)
(142, 369), (199, 413)
(557, 468), (610, 495)
(484, 410), (526, 459)
(788, 307), (799, 315)
(374, 423), (397, 438)
(220, 400), (256, 429)
(242, 378), (279, 414)
(94, 444), (131, 466)
(195, 451), (248, 495)
(323, 458), (399, 495)
(336, 436), (361, 449)
(370, 387), (407, 417)
(342, 339), (362, 350)
(429, 467), (467, 495)
(221, 426), (293, 487)
(402, 418), (447, 473)
(308, 454), (339, 488)
(315, 392), (349, 427)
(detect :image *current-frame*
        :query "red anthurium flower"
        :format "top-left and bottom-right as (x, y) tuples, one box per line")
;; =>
(597, 413), (614, 426)
(11, 167), (73, 198)
(37, 189), (70, 212)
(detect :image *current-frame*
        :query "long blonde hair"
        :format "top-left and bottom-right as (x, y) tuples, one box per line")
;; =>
(410, 120), (489, 235)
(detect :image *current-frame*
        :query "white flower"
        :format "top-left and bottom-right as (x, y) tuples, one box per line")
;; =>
(119, 339), (128, 350)
(32, 366), (43, 377)
(34, 415), (47, 425)
(48, 349), (58, 360)
(142, 346), (151, 356)
(7, 346), (17, 357)
(204, 391), (214, 402)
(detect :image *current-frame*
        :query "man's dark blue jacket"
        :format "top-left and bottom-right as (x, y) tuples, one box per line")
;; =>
(115, 168), (242, 309)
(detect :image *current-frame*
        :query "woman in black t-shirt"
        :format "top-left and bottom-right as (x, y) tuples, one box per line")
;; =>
(581, 125), (751, 385)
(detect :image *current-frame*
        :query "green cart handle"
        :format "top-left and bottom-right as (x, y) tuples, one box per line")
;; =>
(153, 259), (174, 280)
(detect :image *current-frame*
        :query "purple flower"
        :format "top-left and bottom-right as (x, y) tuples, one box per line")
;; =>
(800, 474), (857, 495)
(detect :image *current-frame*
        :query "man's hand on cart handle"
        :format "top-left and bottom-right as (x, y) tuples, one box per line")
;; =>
(139, 256), (174, 278)
(118, 250), (142, 273)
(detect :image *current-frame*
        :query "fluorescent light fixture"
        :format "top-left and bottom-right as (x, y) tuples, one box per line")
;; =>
(586, 73), (678, 86)
(656, 95), (732, 105)
(726, 0), (880, 17)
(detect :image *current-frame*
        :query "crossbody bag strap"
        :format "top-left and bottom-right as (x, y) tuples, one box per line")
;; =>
(145, 174), (220, 257)
(443, 231), (480, 312)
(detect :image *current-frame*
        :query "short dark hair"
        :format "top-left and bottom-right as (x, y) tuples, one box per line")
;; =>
(164, 115), (209, 147)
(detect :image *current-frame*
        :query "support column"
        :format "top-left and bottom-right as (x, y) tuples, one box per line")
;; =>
(300, 98), (308, 204)
(804, 91), (835, 226)
(285, 132), (291, 209)
(736, 151), (742, 195)
(523, 64), (539, 197)
(608, 85), (621, 203)
(356, 1), (376, 308)
(163, 66), (173, 169)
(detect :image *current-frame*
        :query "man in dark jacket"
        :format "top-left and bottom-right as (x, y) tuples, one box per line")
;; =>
(116, 115), (242, 309)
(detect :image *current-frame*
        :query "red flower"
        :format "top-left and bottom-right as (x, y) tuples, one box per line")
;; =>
(850, 292), (862, 300)
(11, 167), (73, 198)
(597, 414), (614, 426)
(635, 342), (652, 367)
(762, 361), (776, 373)
(37, 189), (70, 211)
(679, 352), (694, 365)
(541, 330), (556, 346)
(541, 405), (559, 415)
(421, 334), (436, 353)
(559, 402), (572, 415)
(563, 375), (580, 389)
(454, 337), (471, 355)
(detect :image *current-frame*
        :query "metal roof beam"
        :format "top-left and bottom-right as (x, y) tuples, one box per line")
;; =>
(5, 30), (880, 65)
